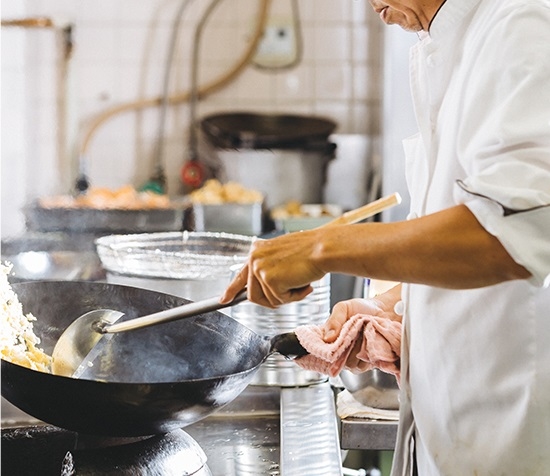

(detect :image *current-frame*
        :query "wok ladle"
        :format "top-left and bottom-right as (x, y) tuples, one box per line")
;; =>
(51, 289), (249, 378)
(51, 192), (401, 378)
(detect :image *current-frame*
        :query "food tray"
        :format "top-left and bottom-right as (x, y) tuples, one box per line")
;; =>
(95, 231), (254, 280)
(272, 204), (342, 232)
(24, 202), (188, 233)
(193, 202), (263, 236)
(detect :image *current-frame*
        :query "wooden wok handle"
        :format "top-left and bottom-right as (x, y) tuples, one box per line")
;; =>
(320, 192), (402, 228)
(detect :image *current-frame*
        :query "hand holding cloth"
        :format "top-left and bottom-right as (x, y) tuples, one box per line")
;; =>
(294, 312), (401, 381)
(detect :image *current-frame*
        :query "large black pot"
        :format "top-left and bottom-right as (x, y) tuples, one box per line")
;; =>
(200, 112), (337, 149)
(1, 281), (305, 437)
(199, 112), (338, 208)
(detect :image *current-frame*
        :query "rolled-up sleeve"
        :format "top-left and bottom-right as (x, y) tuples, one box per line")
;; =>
(455, 129), (550, 287)
(461, 193), (550, 287)
(451, 6), (550, 288)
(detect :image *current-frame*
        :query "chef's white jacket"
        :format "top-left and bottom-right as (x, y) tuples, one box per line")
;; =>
(391, 0), (550, 474)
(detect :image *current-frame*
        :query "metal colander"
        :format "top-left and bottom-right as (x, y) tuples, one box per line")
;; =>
(95, 231), (255, 281)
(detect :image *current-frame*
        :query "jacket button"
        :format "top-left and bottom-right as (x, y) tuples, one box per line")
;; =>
(394, 300), (405, 316)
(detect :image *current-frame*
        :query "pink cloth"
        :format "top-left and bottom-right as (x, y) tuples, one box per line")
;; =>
(294, 314), (402, 380)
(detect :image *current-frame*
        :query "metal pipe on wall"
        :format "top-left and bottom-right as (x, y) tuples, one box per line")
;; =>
(1, 17), (76, 194)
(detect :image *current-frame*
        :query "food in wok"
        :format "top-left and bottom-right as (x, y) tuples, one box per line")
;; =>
(0, 264), (51, 372)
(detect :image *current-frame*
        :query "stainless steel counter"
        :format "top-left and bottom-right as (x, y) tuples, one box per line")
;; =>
(185, 383), (343, 476)
(185, 386), (282, 475)
(190, 382), (399, 474)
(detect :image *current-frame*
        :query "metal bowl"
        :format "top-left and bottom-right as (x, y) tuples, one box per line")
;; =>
(339, 369), (400, 410)
(1, 233), (107, 284)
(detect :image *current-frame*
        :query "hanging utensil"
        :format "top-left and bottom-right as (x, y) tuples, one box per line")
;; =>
(180, 1), (224, 189)
(140, 0), (196, 194)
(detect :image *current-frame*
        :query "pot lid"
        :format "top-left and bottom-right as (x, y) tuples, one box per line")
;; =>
(200, 112), (337, 149)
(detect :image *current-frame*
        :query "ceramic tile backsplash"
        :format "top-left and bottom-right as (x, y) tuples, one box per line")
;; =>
(1, 0), (382, 236)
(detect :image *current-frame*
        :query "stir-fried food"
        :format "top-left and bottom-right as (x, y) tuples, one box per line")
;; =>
(0, 264), (51, 372)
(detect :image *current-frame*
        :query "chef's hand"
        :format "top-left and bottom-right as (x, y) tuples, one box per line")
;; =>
(220, 230), (326, 308)
(321, 284), (403, 372)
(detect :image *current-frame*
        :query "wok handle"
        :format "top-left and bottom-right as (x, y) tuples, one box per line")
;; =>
(270, 332), (309, 358)
(101, 289), (248, 333)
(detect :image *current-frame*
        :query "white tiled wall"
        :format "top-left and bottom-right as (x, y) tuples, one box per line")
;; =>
(1, 0), (382, 237)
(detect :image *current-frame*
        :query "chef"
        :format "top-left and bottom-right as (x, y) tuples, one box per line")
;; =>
(222, 0), (550, 474)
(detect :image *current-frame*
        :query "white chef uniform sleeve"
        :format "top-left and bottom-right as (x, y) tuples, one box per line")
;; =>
(452, 5), (550, 288)
(458, 189), (550, 288)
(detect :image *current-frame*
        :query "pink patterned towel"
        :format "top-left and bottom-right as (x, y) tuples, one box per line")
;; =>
(294, 314), (401, 380)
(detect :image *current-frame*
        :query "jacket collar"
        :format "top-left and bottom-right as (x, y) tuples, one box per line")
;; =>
(427, 0), (481, 40)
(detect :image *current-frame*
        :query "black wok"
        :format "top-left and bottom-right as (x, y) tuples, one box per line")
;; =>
(1, 281), (306, 437)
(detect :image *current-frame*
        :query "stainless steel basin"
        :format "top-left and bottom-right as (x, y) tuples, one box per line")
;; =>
(3, 250), (105, 282)
(1, 232), (106, 282)
(339, 369), (400, 409)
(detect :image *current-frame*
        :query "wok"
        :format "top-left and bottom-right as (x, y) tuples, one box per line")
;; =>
(1, 281), (306, 437)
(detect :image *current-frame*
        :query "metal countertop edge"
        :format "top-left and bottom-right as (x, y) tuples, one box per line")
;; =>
(280, 382), (343, 476)
(339, 417), (398, 451)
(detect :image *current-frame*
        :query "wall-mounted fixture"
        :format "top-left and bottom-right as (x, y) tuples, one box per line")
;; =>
(252, 0), (302, 69)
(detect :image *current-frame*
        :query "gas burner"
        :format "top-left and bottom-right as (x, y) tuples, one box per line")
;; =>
(2, 425), (212, 476)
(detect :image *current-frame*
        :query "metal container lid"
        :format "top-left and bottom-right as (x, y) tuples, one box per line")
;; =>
(200, 112), (337, 149)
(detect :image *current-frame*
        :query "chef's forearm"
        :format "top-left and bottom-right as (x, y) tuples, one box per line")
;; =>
(313, 205), (531, 289)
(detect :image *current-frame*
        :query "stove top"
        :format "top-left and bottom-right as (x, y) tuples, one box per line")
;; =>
(2, 425), (211, 475)
(2, 384), (344, 476)
(2, 387), (281, 476)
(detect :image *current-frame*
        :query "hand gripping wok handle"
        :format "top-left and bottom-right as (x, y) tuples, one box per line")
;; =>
(101, 290), (248, 333)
